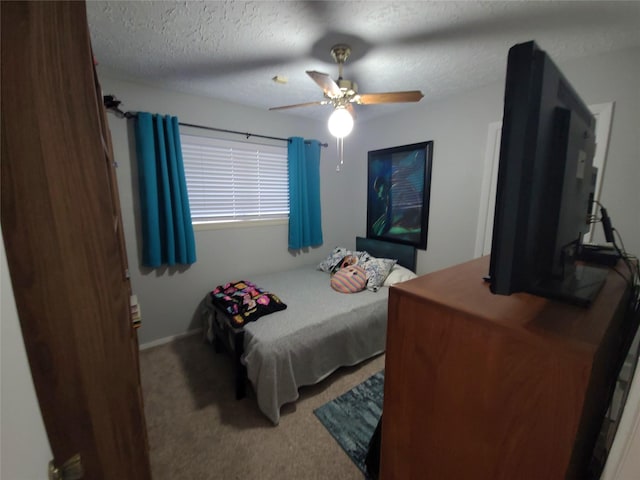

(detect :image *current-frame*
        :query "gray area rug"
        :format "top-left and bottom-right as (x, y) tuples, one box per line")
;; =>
(313, 370), (384, 475)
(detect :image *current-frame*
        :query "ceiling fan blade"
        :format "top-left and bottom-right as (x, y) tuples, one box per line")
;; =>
(357, 91), (424, 104)
(306, 70), (341, 97)
(269, 100), (327, 111)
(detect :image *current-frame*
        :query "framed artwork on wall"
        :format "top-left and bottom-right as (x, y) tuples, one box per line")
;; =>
(367, 141), (433, 250)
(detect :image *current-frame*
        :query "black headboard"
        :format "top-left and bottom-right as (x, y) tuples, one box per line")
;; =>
(356, 236), (417, 273)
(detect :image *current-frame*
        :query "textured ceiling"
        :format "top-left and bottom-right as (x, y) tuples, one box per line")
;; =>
(86, 1), (640, 123)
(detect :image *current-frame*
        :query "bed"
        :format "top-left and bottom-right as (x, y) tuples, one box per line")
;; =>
(203, 236), (417, 424)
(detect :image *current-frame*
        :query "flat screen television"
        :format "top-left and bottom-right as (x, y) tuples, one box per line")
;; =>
(488, 40), (607, 306)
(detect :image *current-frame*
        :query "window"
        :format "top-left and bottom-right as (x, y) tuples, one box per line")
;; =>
(181, 134), (289, 224)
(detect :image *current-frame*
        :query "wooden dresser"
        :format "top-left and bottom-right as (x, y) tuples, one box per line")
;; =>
(380, 256), (633, 480)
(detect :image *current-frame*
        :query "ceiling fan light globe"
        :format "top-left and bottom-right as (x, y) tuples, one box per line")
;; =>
(328, 108), (354, 138)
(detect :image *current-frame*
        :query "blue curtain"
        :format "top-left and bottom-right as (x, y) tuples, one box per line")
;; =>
(135, 113), (196, 267)
(288, 137), (323, 250)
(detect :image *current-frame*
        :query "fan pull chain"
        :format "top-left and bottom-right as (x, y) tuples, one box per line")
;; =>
(336, 137), (345, 172)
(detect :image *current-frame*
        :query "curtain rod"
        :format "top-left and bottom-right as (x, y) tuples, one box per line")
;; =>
(103, 95), (328, 148)
(178, 122), (328, 147)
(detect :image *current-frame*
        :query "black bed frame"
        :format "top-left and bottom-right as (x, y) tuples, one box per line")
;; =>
(355, 236), (417, 272)
(204, 237), (417, 400)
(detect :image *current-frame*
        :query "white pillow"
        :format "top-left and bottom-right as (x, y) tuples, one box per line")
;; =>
(383, 264), (418, 286)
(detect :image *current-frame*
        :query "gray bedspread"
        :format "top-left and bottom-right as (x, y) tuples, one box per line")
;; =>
(241, 266), (389, 424)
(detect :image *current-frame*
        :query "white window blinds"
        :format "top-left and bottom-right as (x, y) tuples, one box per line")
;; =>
(181, 134), (289, 223)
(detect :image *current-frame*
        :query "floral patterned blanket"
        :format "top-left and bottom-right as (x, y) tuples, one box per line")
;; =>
(210, 280), (287, 326)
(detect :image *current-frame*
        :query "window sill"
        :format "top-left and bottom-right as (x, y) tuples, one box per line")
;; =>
(193, 218), (288, 231)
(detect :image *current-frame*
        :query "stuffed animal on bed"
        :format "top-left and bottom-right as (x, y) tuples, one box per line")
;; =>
(331, 265), (367, 293)
(329, 254), (359, 276)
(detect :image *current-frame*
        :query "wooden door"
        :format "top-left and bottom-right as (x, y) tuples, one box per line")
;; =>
(1, 2), (151, 478)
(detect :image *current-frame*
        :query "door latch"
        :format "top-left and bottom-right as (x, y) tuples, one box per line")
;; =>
(48, 453), (83, 480)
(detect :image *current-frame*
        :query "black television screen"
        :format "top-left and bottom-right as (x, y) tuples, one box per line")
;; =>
(489, 40), (607, 306)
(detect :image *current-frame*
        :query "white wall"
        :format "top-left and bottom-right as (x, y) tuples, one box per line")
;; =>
(347, 82), (504, 274)
(348, 47), (640, 276)
(101, 47), (639, 345)
(1, 229), (52, 480)
(99, 75), (358, 344)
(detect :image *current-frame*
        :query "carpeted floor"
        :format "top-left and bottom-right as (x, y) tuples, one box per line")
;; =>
(139, 332), (385, 479)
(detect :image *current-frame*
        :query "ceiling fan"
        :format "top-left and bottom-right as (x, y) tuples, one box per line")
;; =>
(269, 44), (424, 137)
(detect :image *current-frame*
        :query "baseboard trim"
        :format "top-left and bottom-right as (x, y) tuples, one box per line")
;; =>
(139, 328), (202, 351)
